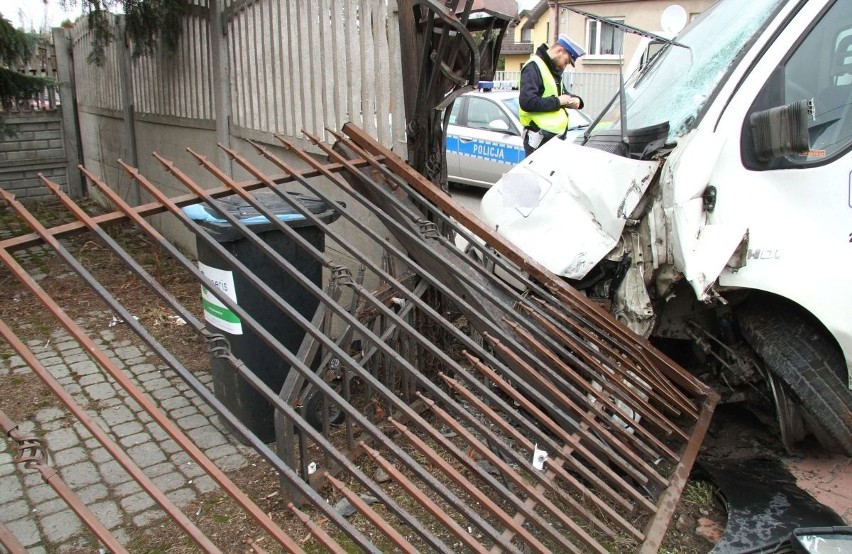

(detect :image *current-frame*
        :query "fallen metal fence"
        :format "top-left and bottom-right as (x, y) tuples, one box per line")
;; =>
(0, 123), (718, 553)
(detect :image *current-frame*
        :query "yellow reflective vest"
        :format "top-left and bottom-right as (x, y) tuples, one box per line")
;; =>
(518, 56), (570, 134)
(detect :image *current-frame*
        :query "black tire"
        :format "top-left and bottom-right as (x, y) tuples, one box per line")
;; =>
(304, 390), (346, 431)
(737, 301), (852, 455)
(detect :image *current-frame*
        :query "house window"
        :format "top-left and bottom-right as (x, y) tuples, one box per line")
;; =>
(521, 28), (532, 42)
(586, 19), (624, 56)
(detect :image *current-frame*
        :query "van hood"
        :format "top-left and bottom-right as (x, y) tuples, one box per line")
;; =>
(481, 131), (749, 301)
(480, 139), (660, 280)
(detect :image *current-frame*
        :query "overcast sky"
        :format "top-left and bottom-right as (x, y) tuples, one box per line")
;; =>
(0, 0), (82, 31)
(0, 1), (535, 33)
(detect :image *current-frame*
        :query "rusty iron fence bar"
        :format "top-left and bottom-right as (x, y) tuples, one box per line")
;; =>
(30, 176), (436, 552)
(336, 123), (719, 551)
(340, 123), (709, 394)
(0, 409), (128, 553)
(0, 337), (170, 554)
(0, 158), (381, 253)
(203, 137), (665, 532)
(316, 133), (694, 440)
(34, 176), (384, 550)
(0, 121), (719, 552)
(0, 520), (27, 554)
(79, 170), (512, 551)
(0, 192), (344, 553)
(302, 135), (684, 490)
(99, 162), (523, 551)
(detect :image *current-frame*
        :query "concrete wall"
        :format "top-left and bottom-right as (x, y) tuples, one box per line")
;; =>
(77, 105), (393, 300)
(0, 112), (69, 201)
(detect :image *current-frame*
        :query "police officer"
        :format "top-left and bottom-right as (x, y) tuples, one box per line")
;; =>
(519, 34), (586, 156)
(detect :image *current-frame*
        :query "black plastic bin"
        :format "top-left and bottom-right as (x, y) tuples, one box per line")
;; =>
(186, 191), (339, 443)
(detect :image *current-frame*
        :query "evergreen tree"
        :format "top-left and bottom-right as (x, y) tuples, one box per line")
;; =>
(0, 15), (53, 130)
(70, 0), (187, 64)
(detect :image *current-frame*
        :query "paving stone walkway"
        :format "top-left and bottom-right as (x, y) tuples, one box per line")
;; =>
(0, 319), (252, 552)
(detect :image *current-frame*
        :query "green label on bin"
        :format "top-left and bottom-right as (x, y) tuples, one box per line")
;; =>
(199, 262), (242, 334)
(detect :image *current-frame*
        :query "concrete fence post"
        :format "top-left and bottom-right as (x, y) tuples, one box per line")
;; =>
(210, 0), (233, 177)
(52, 27), (84, 199)
(117, 17), (141, 205)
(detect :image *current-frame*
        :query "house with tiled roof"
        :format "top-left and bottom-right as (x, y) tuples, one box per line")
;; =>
(501, 1), (717, 75)
(500, 0), (550, 75)
(497, 1), (715, 115)
(552, 0), (715, 75)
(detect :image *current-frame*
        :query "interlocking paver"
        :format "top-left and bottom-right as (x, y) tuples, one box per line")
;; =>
(76, 483), (109, 505)
(119, 491), (156, 514)
(89, 500), (123, 529)
(33, 407), (64, 423)
(5, 517), (40, 547)
(53, 446), (87, 466)
(132, 508), (166, 527)
(0, 325), (253, 551)
(0, 474), (24, 499)
(69, 360), (99, 376)
(42, 428), (79, 452)
(126, 442), (167, 468)
(113, 345), (143, 360)
(99, 460), (131, 486)
(101, 405), (136, 426)
(79, 373), (106, 387)
(112, 421), (144, 439)
(60, 461), (101, 488)
(85, 382), (116, 401)
(0, 499), (29, 520)
(41, 510), (82, 543)
(24, 483), (57, 505)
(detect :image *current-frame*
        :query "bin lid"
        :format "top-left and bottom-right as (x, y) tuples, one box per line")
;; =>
(183, 191), (341, 242)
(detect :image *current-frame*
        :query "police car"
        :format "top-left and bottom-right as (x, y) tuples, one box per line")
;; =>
(446, 90), (591, 188)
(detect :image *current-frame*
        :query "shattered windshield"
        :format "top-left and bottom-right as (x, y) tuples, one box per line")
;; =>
(595, 0), (789, 142)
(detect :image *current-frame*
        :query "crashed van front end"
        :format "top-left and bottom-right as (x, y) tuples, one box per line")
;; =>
(481, 0), (852, 456)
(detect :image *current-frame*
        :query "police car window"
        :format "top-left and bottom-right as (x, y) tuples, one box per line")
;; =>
(466, 97), (510, 130)
(779, 1), (852, 164)
(448, 98), (462, 125)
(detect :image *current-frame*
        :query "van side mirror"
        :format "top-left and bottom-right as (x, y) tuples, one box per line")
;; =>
(749, 99), (812, 161)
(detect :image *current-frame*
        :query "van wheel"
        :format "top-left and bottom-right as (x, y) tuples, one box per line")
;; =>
(737, 302), (852, 455)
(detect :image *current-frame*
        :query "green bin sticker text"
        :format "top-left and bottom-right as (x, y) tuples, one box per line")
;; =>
(198, 262), (242, 334)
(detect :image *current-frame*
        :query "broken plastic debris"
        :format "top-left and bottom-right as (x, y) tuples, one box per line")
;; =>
(333, 494), (380, 517)
(532, 444), (548, 470)
(307, 461), (317, 475)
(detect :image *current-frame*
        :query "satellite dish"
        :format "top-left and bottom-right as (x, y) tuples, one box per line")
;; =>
(660, 5), (688, 35)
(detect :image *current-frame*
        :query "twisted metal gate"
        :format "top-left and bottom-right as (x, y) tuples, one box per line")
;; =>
(1, 122), (717, 552)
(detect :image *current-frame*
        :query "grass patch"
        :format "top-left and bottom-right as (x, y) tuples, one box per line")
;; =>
(683, 479), (716, 509)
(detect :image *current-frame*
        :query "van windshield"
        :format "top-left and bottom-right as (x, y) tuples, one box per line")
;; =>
(595, 0), (788, 143)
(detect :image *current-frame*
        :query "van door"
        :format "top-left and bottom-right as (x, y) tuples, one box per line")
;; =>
(712, 0), (852, 361)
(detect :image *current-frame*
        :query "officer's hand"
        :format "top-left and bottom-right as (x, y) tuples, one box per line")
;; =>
(559, 95), (580, 109)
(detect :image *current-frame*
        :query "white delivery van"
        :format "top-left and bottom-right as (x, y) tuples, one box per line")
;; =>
(481, 0), (852, 454)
